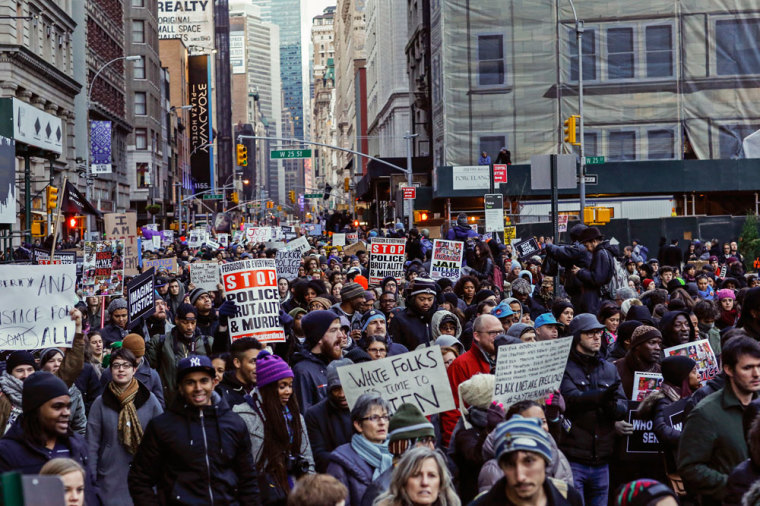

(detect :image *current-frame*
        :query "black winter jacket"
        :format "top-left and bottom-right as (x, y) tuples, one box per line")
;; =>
(387, 302), (437, 350)
(215, 371), (250, 408)
(559, 349), (627, 466)
(544, 241), (592, 301)
(291, 348), (331, 413)
(127, 392), (260, 505)
(304, 395), (353, 472)
(75, 362), (103, 415)
(575, 240), (616, 314)
(470, 476), (583, 506)
(724, 459), (760, 506)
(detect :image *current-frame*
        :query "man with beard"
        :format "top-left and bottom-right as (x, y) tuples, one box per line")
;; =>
(215, 337), (262, 407)
(292, 310), (346, 412)
(659, 310), (696, 349)
(388, 277), (439, 349)
(144, 297), (173, 338)
(358, 309), (407, 356)
(304, 358), (354, 472)
(529, 276), (555, 320)
(613, 326), (663, 399)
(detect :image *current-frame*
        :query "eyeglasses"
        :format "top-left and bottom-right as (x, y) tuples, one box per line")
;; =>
(111, 362), (134, 370)
(361, 414), (390, 423)
(479, 330), (502, 337)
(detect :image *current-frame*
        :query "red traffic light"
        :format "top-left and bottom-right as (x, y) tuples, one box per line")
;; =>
(353, 220), (359, 228)
(68, 217), (77, 228)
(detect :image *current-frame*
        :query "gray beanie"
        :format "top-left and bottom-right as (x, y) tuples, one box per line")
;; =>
(511, 278), (532, 295)
(107, 297), (128, 315)
(326, 358), (353, 391)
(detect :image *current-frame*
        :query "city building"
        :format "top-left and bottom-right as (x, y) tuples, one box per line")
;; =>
(311, 7), (337, 197)
(405, 0), (432, 158)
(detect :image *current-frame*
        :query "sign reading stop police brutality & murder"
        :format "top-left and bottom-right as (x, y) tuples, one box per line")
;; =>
(429, 240), (464, 281)
(369, 237), (406, 285)
(0, 264), (77, 350)
(221, 259), (285, 343)
(337, 346), (455, 416)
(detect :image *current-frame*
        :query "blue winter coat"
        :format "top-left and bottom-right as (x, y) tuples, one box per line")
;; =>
(292, 349), (331, 413)
(304, 395), (353, 472)
(326, 442), (375, 506)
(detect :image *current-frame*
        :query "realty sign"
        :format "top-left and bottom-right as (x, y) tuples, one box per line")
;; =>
(275, 249), (301, 281)
(221, 259), (285, 343)
(429, 240), (464, 281)
(369, 237), (406, 285)
(191, 262), (220, 291)
(127, 267), (155, 323)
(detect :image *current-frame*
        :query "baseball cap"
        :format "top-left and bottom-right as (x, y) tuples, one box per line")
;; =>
(534, 313), (561, 329)
(176, 355), (215, 383)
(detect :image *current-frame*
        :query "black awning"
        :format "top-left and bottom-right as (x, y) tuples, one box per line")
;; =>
(356, 156), (432, 200)
(61, 181), (103, 218)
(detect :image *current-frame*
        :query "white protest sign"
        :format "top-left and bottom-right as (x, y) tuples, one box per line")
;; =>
(152, 235), (161, 249)
(188, 230), (203, 248)
(206, 239), (221, 250)
(632, 372), (663, 402)
(218, 233), (229, 247)
(332, 233), (346, 247)
(337, 346), (455, 416)
(347, 232), (358, 244)
(286, 236), (311, 255)
(0, 264), (77, 349)
(191, 262), (220, 291)
(276, 249), (302, 281)
(664, 339), (719, 385)
(244, 226), (273, 244)
(221, 259), (285, 343)
(429, 240), (463, 281)
(369, 237), (406, 285)
(493, 337), (573, 408)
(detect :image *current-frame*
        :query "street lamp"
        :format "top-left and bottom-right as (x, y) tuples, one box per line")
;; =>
(563, 0), (586, 220)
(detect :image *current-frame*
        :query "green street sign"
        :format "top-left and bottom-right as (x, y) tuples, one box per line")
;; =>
(585, 156), (605, 165)
(202, 194), (224, 200)
(270, 149), (312, 159)
(304, 193), (323, 199)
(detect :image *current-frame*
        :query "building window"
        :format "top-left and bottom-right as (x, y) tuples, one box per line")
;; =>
(132, 20), (145, 44)
(133, 56), (146, 79)
(716, 19), (760, 75)
(479, 135), (506, 161)
(648, 129), (675, 159)
(134, 92), (147, 115)
(477, 34), (505, 86)
(608, 131), (636, 161)
(718, 123), (760, 158)
(136, 163), (150, 188)
(132, 0), (144, 6)
(570, 28), (597, 81)
(584, 132), (599, 157)
(607, 27), (635, 80)
(645, 25), (673, 78)
(135, 128), (147, 150)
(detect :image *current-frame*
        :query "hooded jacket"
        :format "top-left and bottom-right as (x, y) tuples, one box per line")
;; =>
(304, 394), (353, 472)
(446, 224), (479, 243)
(128, 392), (260, 506)
(291, 348), (331, 413)
(658, 310), (697, 349)
(431, 310), (463, 341)
(387, 299), (437, 350)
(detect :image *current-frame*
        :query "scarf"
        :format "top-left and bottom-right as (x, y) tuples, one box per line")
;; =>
(109, 378), (143, 455)
(350, 433), (393, 480)
(0, 371), (23, 407)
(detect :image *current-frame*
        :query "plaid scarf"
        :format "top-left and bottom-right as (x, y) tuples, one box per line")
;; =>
(109, 378), (143, 455)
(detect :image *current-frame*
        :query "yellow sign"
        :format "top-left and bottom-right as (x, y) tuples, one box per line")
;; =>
(504, 226), (517, 242)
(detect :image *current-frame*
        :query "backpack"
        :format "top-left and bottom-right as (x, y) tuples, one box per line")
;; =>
(602, 257), (628, 300)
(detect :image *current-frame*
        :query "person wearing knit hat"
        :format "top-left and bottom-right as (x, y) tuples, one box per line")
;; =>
(615, 479), (677, 506)
(388, 276), (439, 350)
(308, 296), (333, 311)
(0, 351), (37, 434)
(387, 403), (435, 453)
(294, 310), (344, 412)
(613, 325), (663, 399)
(253, 349), (293, 388)
(101, 297), (129, 346)
(334, 282), (366, 337)
(608, 320), (643, 361)
(458, 373), (495, 429)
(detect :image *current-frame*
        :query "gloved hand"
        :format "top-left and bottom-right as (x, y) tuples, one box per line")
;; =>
(279, 309), (294, 335)
(544, 390), (565, 422)
(218, 299), (239, 317)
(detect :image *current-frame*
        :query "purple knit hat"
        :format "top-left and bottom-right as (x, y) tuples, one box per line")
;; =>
(255, 349), (293, 388)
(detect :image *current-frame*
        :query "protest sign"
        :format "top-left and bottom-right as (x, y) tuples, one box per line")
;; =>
(218, 233), (229, 247)
(632, 372), (663, 402)
(142, 257), (177, 273)
(332, 233), (346, 247)
(127, 267), (155, 323)
(369, 237), (406, 285)
(347, 232), (358, 244)
(221, 259), (285, 343)
(152, 235), (161, 250)
(206, 239), (221, 250)
(513, 237), (541, 260)
(191, 262), (220, 291)
(104, 212), (138, 275)
(286, 236), (311, 255)
(0, 264), (77, 349)
(662, 398), (688, 432)
(626, 402), (660, 454)
(304, 223), (323, 236)
(281, 226), (296, 241)
(337, 346), (455, 416)
(343, 241), (366, 257)
(275, 249), (301, 281)
(244, 226), (272, 244)
(664, 339), (719, 384)
(188, 229), (204, 248)
(429, 240), (463, 281)
(558, 215), (569, 233)
(161, 230), (174, 243)
(493, 337), (573, 409)
(504, 226), (517, 242)
(32, 248), (76, 265)
(264, 241), (287, 250)
(82, 240), (125, 296)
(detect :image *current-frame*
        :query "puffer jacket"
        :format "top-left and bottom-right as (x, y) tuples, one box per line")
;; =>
(326, 442), (374, 506)
(291, 348), (331, 413)
(559, 348), (627, 466)
(387, 301), (437, 350)
(127, 392), (260, 506)
(304, 395), (353, 472)
(575, 240), (616, 314)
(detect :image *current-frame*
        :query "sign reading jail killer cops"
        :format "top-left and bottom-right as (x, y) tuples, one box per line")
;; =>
(492, 337), (573, 409)
(429, 240), (463, 281)
(127, 267), (155, 323)
(221, 259), (285, 343)
(0, 264), (77, 350)
(191, 262), (220, 291)
(369, 237), (406, 285)
(337, 346), (455, 416)
(275, 250), (302, 281)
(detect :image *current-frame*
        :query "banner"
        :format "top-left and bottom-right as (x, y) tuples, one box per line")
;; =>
(143, 257), (177, 273)
(221, 259), (285, 343)
(90, 120), (112, 174)
(104, 213), (139, 275)
(429, 240), (463, 281)
(82, 240), (125, 296)
(336, 346), (455, 416)
(332, 233), (346, 247)
(663, 339), (719, 385)
(0, 264), (77, 349)
(127, 267), (155, 323)
(632, 371), (663, 402)
(286, 236), (311, 255)
(188, 54), (212, 190)
(32, 248), (76, 265)
(493, 337), (573, 409)
(369, 238), (406, 285)
(275, 249), (301, 281)
(191, 262), (220, 291)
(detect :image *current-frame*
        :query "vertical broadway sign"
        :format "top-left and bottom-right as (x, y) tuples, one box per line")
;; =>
(189, 55), (212, 190)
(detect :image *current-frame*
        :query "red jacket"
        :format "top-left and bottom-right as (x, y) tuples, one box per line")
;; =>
(441, 345), (492, 447)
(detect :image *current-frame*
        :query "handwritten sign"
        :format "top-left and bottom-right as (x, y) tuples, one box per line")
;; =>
(337, 346), (455, 416)
(143, 257), (177, 273)
(244, 226), (272, 244)
(275, 249), (301, 281)
(332, 233), (346, 247)
(0, 264), (77, 349)
(127, 267), (155, 323)
(221, 259), (285, 343)
(429, 240), (463, 281)
(82, 240), (125, 296)
(191, 262), (220, 291)
(104, 212), (138, 275)
(493, 337), (573, 409)
(663, 339), (719, 385)
(369, 237), (406, 285)
(632, 371), (663, 402)
(286, 236), (311, 255)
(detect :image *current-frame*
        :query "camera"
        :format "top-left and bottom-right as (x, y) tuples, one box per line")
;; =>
(286, 454), (310, 477)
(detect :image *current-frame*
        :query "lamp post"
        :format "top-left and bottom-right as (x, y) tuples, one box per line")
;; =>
(563, 0), (586, 221)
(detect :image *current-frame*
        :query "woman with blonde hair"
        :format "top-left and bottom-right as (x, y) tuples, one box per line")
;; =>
(373, 446), (460, 506)
(39, 458), (86, 506)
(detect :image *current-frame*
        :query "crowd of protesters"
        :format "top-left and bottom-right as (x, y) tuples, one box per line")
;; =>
(1, 212), (760, 506)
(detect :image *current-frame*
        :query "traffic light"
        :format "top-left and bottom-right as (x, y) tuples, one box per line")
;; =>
(236, 144), (248, 166)
(563, 115), (580, 146)
(324, 184), (332, 200)
(413, 210), (430, 223)
(230, 192), (239, 204)
(46, 186), (59, 212)
(289, 190), (296, 203)
(353, 220), (359, 228)
(266, 200), (274, 209)
(68, 217), (77, 229)
(31, 219), (46, 237)
(344, 177), (350, 192)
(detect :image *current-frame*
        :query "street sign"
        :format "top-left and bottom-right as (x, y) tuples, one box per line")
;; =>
(577, 174), (598, 185)
(484, 194), (504, 233)
(493, 164), (508, 183)
(304, 193), (323, 199)
(585, 156), (605, 165)
(202, 194), (223, 200)
(270, 149), (313, 159)
(402, 187), (416, 200)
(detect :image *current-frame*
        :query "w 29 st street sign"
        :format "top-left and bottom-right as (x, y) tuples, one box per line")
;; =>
(270, 149), (312, 159)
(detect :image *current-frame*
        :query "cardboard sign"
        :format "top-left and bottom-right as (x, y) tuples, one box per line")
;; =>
(32, 248), (76, 265)
(82, 240), (125, 296)
(221, 259), (285, 343)
(104, 212), (139, 275)
(143, 257), (177, 273)
(342, 241), (366, 257)
(0, 264), (78, 350)
(493, 337), (573, 409)
(513, 237), (540, 260)
(429, 240), (464, 281)
(664, 339), (719, 385)
(244, 226), (273, 244)
(332, 233), (346, 247)
(632, 372), (663, 402)
(191, 262), (220, 291)
(369, 237), (406, 285)
(275, 249), (301, 281)
(286, 236), (311, 255)
(336, 346), (455, 416)
(127, 267), (155, 323)
(626, 403), (660, 454)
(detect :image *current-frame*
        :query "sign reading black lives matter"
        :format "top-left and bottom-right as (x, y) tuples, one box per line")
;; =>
(513, 237), (541, 260)
(0, 264), (77, 350)
(337, 346), (455, 416)
(369, 237), (406, 285)
(493, 337), (573, 409)
(275, 249), (301, 281)
(127, 267), (155, 323)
